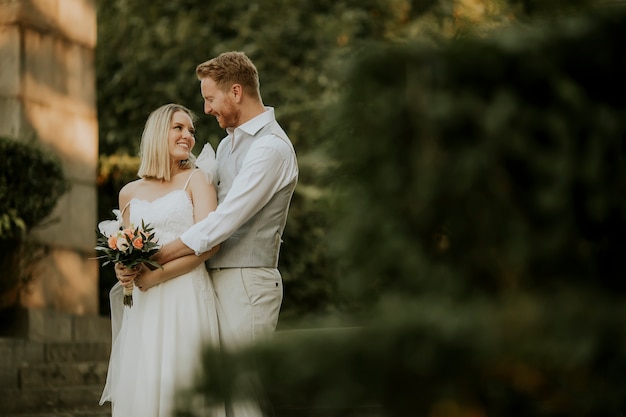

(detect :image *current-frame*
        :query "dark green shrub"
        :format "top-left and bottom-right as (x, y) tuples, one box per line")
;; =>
(333, 13), (626, 303)
(0, 137), (69, 303)
(182, 6), (626, 417)
(0, 137), (69, 239)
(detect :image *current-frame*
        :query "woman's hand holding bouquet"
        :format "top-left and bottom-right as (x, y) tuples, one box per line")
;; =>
(95, 210), (161, 307)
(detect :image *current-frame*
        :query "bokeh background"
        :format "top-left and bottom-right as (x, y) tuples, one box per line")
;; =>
(97, 0), (609, 323)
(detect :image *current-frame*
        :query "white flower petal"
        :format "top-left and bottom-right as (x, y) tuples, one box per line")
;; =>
(195, 144), (217, 184)
(98, 219), (121, 236)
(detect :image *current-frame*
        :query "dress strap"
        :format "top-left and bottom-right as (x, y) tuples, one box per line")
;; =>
(120, 201), (131, 217)
(183, 169), (200, 191)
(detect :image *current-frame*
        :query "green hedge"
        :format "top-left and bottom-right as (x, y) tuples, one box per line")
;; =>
(333, 11), (626, 303)
(0, 137), (69, 299)
(180, 6), (626, 417)
(0, 137), (69, 240)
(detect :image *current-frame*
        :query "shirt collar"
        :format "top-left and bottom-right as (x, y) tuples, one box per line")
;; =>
(226, 106), (275, 140)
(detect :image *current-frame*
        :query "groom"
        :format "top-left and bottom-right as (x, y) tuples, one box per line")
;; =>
(155, 51), (298, 350)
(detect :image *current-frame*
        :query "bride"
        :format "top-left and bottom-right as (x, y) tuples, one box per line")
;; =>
(99, 103), (224, 417)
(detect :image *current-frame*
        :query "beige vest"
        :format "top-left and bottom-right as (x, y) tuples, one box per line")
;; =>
(208, 122), (297, 268)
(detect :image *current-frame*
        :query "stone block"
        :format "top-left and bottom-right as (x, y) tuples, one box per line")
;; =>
(45, 341), (110, 363)
(17, 340), (45, 365)
(0, 387), (57, 413)
(0, 0), (22, 25)
(23, 308), (73, 342)
(23, 28), (96, 111)
(0, 0), (97, 48)
(0, 97), (24, 138)
(0, 338), (45, 366)
(0, 364), (18, 389)
(35, 182), (98, 251)
(19, 363), (69, 388)
(39, 0), (97, 48)
(56, 0), (97, 48)
(57, 384), (107, 408)
(0, 388), (23, 413)
(21, 252), (99, 316)
(22, 100), (98, 182)
(20, 361), (108, 388)
(72, 315), (111, 344)
(0, 24), (20, 96)
(0, 339), (14, 367)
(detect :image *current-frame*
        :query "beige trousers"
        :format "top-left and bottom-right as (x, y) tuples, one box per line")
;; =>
(209, 267), (283, 417)
(210, 267), (283, 349)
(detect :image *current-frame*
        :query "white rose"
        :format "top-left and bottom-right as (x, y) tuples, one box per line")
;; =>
(116, 235), (130, 252)
(98, 219), (121, 237)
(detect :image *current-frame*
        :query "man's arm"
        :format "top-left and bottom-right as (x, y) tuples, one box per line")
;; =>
(139, 245), (219, 290)
(152, 170), (217, 264)
(153, 237), (195, 265)
(153, 169), (218, 265)
(179, 139), (297, 256)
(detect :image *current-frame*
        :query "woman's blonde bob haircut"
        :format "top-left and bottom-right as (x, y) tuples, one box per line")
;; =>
(137, 103), (197, 181)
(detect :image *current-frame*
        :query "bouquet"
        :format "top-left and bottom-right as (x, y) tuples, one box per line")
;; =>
(95, 210), (161, 307)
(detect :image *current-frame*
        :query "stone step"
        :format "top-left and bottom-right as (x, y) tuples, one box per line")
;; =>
(19, 361), (109, 389)
(0, 308), (111, 344)
(0, 308), (113, 417)
(0, 339), (111, 365)
(0, 407), (111, 416)
(0, 338), (111, 389)
(45, 342), (111, 363)
(0, 386), (110, 415)
(0, 413), (110, 417)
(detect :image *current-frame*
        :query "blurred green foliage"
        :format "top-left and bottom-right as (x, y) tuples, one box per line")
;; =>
(0, 137), (69, 239)
(96, 0), (597, 319)
(96, 0), (444, 318)
(0, 137), (69, 303)
(176, 3), (626, 416)
(333, 14), (626, 305)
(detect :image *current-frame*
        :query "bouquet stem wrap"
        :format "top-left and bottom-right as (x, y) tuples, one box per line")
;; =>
(123, 285), (134, 307)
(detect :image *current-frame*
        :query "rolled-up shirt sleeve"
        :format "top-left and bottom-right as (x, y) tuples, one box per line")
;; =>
(180, 137), (297, 254)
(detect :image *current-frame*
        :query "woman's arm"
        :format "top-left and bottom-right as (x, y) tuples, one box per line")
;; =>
(134, 246), (219, 291)
(115, 182), (139, 288)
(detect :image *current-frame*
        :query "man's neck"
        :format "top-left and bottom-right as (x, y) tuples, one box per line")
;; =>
(237, 101), (266, 127)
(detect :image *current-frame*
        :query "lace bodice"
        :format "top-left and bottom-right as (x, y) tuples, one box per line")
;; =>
(129, 189), (194, 246)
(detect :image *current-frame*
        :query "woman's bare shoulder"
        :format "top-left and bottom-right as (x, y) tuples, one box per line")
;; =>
(119, 178), (144, 199)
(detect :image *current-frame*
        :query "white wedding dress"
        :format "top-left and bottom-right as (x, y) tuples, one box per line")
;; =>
(100, 171), (224, 417)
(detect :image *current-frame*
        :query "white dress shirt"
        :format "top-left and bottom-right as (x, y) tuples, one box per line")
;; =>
(181, 107), (298, 255)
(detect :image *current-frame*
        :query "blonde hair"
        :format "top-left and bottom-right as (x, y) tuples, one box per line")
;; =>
(137, 103), (197, 181)
(196, 51), (261, 100)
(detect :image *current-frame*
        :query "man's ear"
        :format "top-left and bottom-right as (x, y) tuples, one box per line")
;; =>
(231, 83), (243, 102)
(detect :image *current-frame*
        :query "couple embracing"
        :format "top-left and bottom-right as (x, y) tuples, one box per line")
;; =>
(99, 51), (298, 417)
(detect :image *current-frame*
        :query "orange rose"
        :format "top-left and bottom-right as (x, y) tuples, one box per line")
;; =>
(108, 236), (118, 250)
(132, 237), (144, 250)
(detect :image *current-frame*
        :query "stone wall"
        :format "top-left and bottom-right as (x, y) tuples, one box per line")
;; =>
(0, 0), (99, 315)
